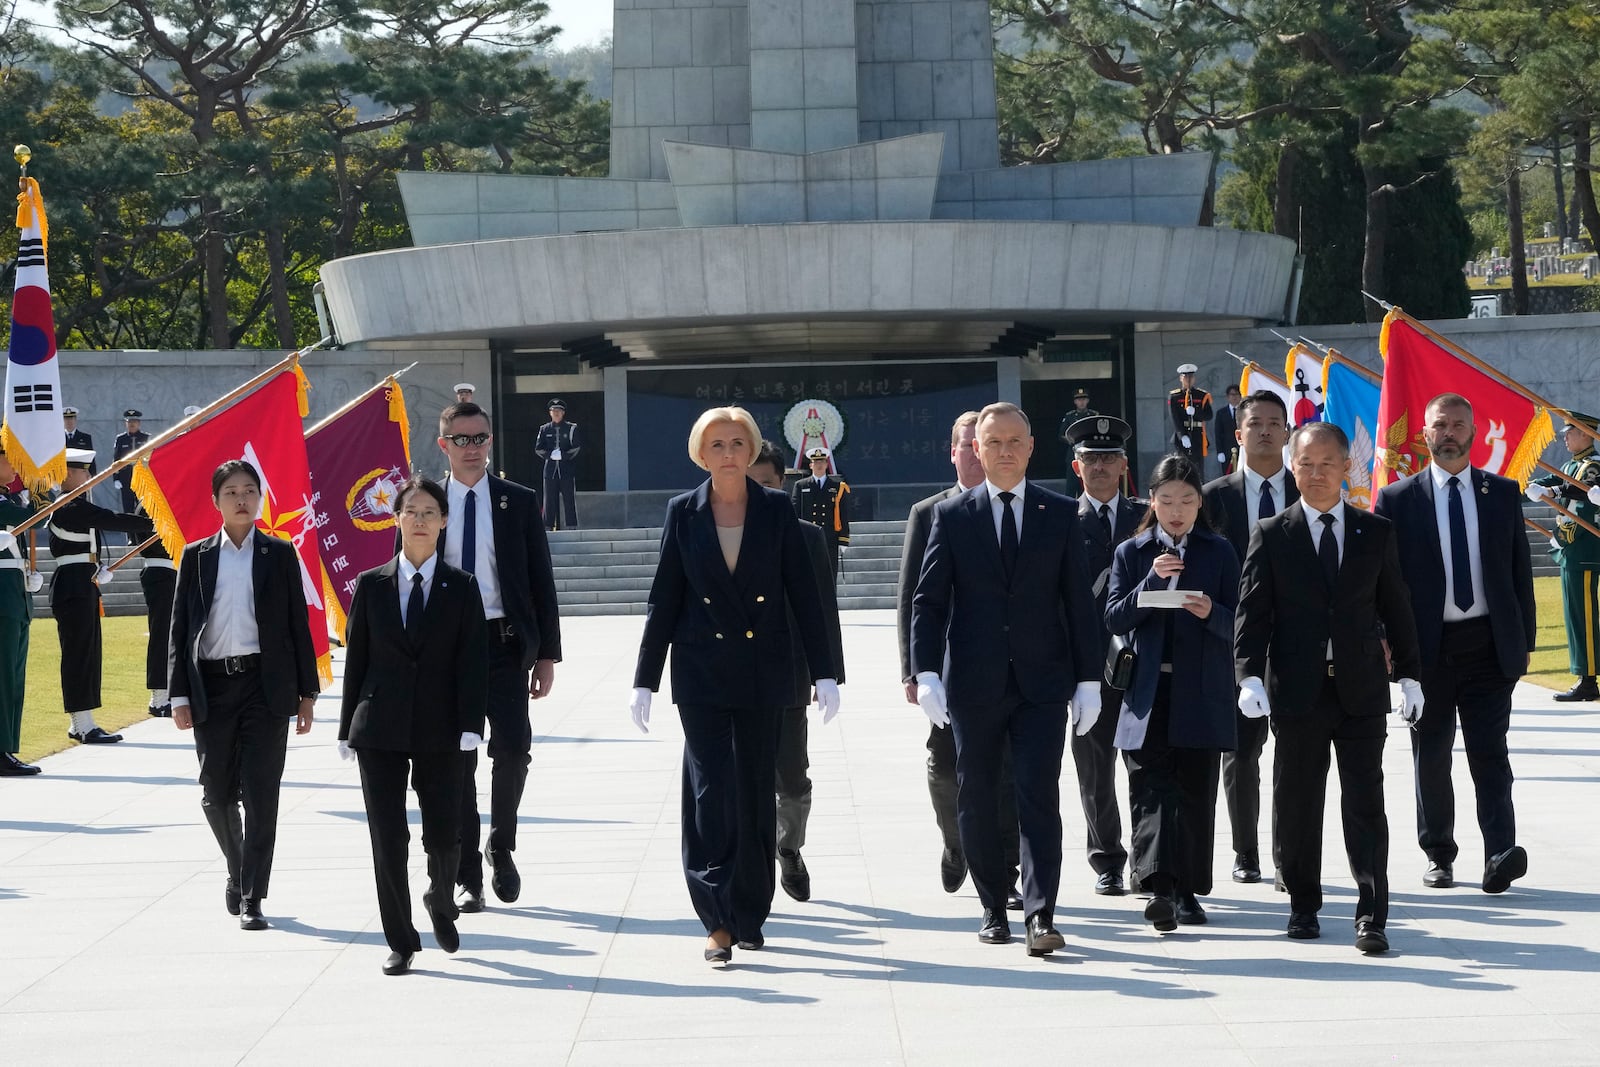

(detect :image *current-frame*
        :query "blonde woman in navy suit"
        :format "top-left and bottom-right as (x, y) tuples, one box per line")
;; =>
(630, 406), (841, 963)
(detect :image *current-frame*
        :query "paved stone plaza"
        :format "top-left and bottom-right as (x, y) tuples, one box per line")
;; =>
(4, 611), (1599, 1064)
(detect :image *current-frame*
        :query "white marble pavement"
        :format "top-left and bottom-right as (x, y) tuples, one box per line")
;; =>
(3, 611), (1599, 1065)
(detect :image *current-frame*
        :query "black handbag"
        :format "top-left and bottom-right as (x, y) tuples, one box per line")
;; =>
(1104, 632), (1136, 691)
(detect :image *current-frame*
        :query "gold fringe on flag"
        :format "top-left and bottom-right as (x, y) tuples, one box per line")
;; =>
(322, 566), (348, 643)
(1506, 408), (1555, 488)
(0, 421), (66, 491)
(293, 360), (311, 418)
(387, 379), (411, 464)
(14, 177), (46, 254)
(130, 456), (190, 560)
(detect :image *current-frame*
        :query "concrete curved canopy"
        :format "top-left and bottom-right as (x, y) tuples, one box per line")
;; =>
(319, 220), (1296, 347)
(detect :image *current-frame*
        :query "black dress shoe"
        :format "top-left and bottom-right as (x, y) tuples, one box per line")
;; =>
(1355, 920), (1389, 954)
(240, 898), (268, 931)
(1553, 677), (1599, 702)
(1287, 912), (1321, 940)
(1176, 892), (1207, 925)
(1006, 884), (1024, 912)
(1025, 912), (1065, 957)
(1094, 871), (1125, 896)
(1144, 894), (1177, 932)
(735, 935), (764, 951)
(978, 909), (1011, 944)
(939, 847), (968, 893)
(486, 846), (521, 903)
(147, 703), (172, 718)
(425, 892), (459, 953)
(225, 880), (242, 917)
(0, 752), (41, 776)
(778, 849), (811, 902)
(456, 886), (485, 913)
(382, 951), (414, 976)
(704, 929), (733, 963)
(1482, 845), (1528, 894)
(1232, 855), (1262, 883)
(68, 727), (122, 744)
(1423, 860), (1454, 888)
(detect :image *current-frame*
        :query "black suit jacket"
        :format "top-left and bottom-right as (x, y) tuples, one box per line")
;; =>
(441, 473), (562, 669)
(168, 529), (321, 724)
(635, 479), (836, 708)
(896, 485), (962, 682)
(1372, 467), (1535, 680)
(911, 483), (1101, 708)
(1235, 503), (1421, 717)
(338, 557), (489, 753)
(1203, 468), (1299, 562)
(1076, 493), (1149, 657)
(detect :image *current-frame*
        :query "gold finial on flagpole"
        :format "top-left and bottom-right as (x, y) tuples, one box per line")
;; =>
(15, 144), (30, 191)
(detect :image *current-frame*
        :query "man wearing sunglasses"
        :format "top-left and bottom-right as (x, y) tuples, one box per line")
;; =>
(435, 403), (564, 913)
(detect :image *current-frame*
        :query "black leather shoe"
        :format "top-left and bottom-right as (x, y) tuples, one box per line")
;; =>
(704, 929), (733, 963)
(68, 727), (122, 744)
(1355, 920), (1389, 954)
(1287, 912), (1320, 940)
(1423, 860), (1454, 888)
(425, 892), (459, 953)
(1483, 845), (1528, 894)
(382, 951), (413, 976)
(456, 886), (485, 913)
(778, 849), (811, 902)
(240, 899), (268, 931)
(224, 880), (242, 917)
(1025, 912), (1065, 957)
(978, 909), (1012, 944)
(1144, 894), (1177, 932)
(0, 752), (41, 776)
(1094, 871), (1125, 896)
(1006, 885), (1024, 912)
(147, 703), (172, 718)
(736, 935), (764, 951)
(486, 846), (521, 903)
(1232, 855), (1262, 883)
(1553, 677), (1599, 702)
(939, 847), (967, 893)
(1176, 892), (1207, 925)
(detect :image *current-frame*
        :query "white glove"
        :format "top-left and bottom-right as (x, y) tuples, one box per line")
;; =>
(337, 739), (354, 762)
(1526, 484), (1554, 504)
(459, 731), (482, 751)
(629, 687), (652, 734)
(1395, 678), (1424, 725)
(915, 671), (949, 729)
(93, 565), (114, 586)
(1550, 536), (1561, 551)
(815, 678), (841, 724)
(1238, 676), (1271, 719)
(0, 530), (14, 556)
(113, 478), (123, 491)
(551, 447), (562, 461)
(838, 546), (846, 557)
(1588, 485), (1600, 507)
(1069, 681), (1102, 736)
(1181, 435), (1192, 449)
(26, 570), (43, 593)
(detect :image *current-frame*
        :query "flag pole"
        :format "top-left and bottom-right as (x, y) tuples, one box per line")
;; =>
(8, 337), (334, 537)
(1543, 497), (1600, 539)
(305, 363), (418, 437)
(1325, 348), (1382, 385)
(1525, 516), (1554, 539)
(105, 533), (160, 573)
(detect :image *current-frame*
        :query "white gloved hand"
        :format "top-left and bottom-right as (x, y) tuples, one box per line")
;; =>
(0, 531), (14, 557)
(93, 565), (114, 586)
(26, 570), (43, 593)
(551, 447), (562, 461)
(1526, 484), (1554, 504)
(1181, 435), (1192, 449)
(1550, 536), (1561, 551)
(815, 678), (841, 724)
(1238, 676), (1271, 719)
(1588, 485), (1600, 508)
(1069, 681), (1102, 736)
(915, 671), (949, 729)
(337, 739), (354, 762)
(1395, 678), (1424, 725)
(459, 731), (482, 751)
(629, 686), (652, 734)
(838, 545), (846, 557)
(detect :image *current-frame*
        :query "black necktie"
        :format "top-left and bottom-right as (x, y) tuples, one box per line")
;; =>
(406, 572), (425, 644)
(998, 491), (1018, 582)
(1098, 503), (1112, 543)
(462, 489), (477, 577)
(1318, 512), (1338, 590)
(1259, 480), (1276, 521)
(1447, 475), (1474, 611)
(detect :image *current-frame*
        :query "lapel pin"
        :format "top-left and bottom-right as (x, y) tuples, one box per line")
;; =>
(499, 496), (508, 509)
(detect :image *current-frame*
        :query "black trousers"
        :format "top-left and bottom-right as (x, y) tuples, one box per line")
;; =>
(1069, 679), (1128, 876)
(457, 632), (531, 891)
(191, 669), (290, 900)
(950, 667), (1066, 919)
(678, 703), (780, 941)
(357, 748), (463, 955)
(1272, 680), (1389, 927)
(141, 567), (176, 690)
(775, 706), (811, 852)
(928, 722), (1019, 873)
(1414, 617), (1519, 866)
(52, 588), (101, 713)
(1121, 677), (1220, 896)
(1221, 709), (1271, 865)
(542, 467), (577, 529)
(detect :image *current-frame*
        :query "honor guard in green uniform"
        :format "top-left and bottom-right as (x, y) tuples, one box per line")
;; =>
(1059, 389), (1098, 495)
(1168, 363), (1213, 466)
(1530, 411), (1600, 700)
(0, 454), (40, 776)
(792, 446), (850, 581)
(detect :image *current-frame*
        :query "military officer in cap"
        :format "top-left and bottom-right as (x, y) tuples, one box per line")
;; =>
(49, 448), (154, 744)
(113, 409), (149, 516)
(1059, 389), (1098, 495)
(454, 383), (476, 404)
(1065, 414), (1147, 894)
(0, 453), (40, 775)
(63, 406), (94, 457)
(534, 398), (580, 530)
(1529, 411), (1600, 700)
(793, 446), (851, 581)
(1168, 364), (1213, 466)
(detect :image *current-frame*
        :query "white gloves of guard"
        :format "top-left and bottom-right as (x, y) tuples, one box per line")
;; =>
(629, 687), (652, 734)
(551, 447), (562, 461)
(26, 570), (43, 593)
(1181, 435), (1192, 449)
(1069, 681), (1102, 736)
(627, 681), (842, 733)
(0, 531), (14, 556)
(337, 739), (354, 761)
(915, 672), (949, 729)
(1526, 484), (1554, 504)
(93, 565), (114, 586)
(815, 678), (841, 724)
(1394, 678), (1424, 725)
(460, 731), (482, 751)
(1238, 676), (1271, 719)
(1589, 485), (1600, 507)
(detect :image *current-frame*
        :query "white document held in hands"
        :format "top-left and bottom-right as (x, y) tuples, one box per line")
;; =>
(1137, 590), (1194, 609)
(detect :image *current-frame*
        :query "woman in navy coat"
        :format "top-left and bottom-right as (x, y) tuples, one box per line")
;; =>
(1105, 453), (1240, 932)
(629, 406), (841, 963)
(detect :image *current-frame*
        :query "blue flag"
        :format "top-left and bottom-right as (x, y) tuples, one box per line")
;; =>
(1321, 357), (1382, 509)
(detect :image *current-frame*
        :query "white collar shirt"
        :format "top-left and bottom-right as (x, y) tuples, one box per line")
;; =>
(1299, 498), (1346, 660)
(1242, 465), (1289, 529)
(1429, 463), (1488, 622)
(397, 552), (439, 624)
(985, 478), (1027, 542)
(445, 475), (504, 619)
(198, 529), (260, 660)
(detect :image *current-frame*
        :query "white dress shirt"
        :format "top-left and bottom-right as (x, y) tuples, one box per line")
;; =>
(1242, 464), (1289, 529)
(985, 478), (1027, 542)
(1430, 463), (1488, 622)
(398, 552), (438, 623)
(444, 475), (504, 619)
(172, 529), (261, 712)
(1299, 498), (1345, 659)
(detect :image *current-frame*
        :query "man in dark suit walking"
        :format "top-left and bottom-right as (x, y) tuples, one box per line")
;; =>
(1235, 421), (1423, 954)
(1065, 414), (1146, 896)
(911, 403), (1102, 956)
(1213, 384), (1241, 476)
(1202, 389), (1294, 885)
(169, 460), (321, 931)
(1374, 392), (1535, 894)
(436, 402), (563, 912)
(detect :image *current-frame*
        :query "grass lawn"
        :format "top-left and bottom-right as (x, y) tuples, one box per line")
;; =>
(17, 615), (161, 764)
(1528, 574), (1583, 692)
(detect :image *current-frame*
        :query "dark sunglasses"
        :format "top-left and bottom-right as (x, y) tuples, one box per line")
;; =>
(443, 432), (491, 447)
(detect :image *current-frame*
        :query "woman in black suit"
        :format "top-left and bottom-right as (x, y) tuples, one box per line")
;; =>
(1105, 454), (1240, 932)
(630, 406), (841, 963)
(338, 475), (488, 976)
